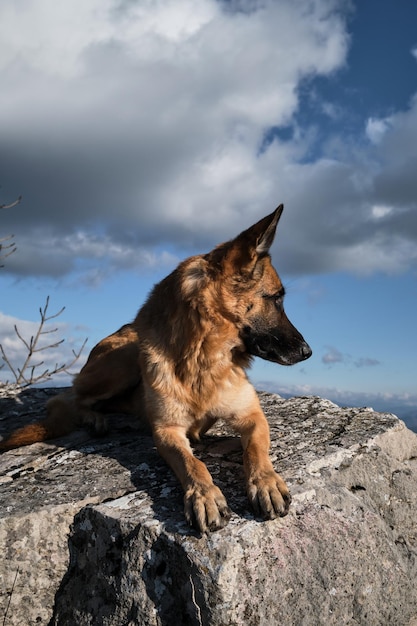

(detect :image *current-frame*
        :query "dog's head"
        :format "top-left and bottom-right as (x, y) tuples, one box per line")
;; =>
(203, 205), (312, 366)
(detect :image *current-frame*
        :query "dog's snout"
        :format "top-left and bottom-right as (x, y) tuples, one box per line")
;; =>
(300, 342), (312, 361)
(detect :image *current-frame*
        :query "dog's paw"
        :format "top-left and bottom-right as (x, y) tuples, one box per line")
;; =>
(184, 483), (231, 533)
(82, 410), (109, 436)
(246, 470), (291, 520)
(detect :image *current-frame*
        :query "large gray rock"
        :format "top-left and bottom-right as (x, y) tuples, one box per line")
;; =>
(1, 387), (416, 625)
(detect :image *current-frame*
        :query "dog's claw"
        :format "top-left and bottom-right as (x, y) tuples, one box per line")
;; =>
(184, 484), (231, 533)
(247, 470), (291, 520)
(208, 507), (231, 532)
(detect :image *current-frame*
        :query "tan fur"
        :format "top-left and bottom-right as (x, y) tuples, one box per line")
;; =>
(0, 206), (312, 532)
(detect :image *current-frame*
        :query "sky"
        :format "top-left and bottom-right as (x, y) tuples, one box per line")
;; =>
(1, 0), (417, 430)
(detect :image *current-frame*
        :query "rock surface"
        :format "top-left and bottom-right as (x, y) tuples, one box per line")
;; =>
(1, 386), (417, 626)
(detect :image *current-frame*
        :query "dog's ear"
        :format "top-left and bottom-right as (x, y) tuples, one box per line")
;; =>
(232, 204), (283, 265)
(253, 204), (283, 256)
(206, 205), (284, 275)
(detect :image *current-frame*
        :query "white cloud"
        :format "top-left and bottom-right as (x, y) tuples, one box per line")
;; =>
(365, 116), (392, 144)
(371, 204), (392, 219)
(0, 0), (348, 132)
(0, 0), (417, 282)
(321, 349), (380, 370)
(322, 346), (345, 365)
(0, 1), (349, 254)
(333, 236), (417, 276)
(4, 230), (179, 279)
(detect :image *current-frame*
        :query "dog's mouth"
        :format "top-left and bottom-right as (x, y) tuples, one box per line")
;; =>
(242, 328), (312, 366)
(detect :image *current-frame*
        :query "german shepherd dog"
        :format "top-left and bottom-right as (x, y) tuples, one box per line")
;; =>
(1, 206), (312, 532)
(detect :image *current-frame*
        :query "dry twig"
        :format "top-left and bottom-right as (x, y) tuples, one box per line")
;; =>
(0, 234), (17, 266)
(0, 195), (21, 267)
(0, 195), (22, 211)
(0, 296), (87, 387)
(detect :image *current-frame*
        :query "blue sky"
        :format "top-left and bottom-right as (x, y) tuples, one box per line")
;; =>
(1, 0), (417, 429)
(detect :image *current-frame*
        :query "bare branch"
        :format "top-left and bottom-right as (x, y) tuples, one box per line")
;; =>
(0, 239), (17, 268)
(1, 197), (87, 387)
(34, 338), (65, 352)
(0, 234), (16, 247)
(1, 194), (21, 267)
(13, 324), (32, 352)
(0, 296), (88, 387)
(0, 195), (22, 210)
(0, 343), (19, 381)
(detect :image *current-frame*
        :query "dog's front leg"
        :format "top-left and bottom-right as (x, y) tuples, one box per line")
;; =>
(231, 408), (291, 520)
(152, 425), (231, 533)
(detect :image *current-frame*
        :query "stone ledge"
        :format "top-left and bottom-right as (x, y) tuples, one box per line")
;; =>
(1, 388), (417, 625)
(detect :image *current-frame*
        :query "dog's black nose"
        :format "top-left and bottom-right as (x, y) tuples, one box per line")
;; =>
(300, 342), (312, 361)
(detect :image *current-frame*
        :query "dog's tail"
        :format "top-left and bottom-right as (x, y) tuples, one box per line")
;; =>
(0, 391), (80, 451)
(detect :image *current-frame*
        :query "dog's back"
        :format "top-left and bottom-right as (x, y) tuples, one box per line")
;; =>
(0, 324), (143, 450)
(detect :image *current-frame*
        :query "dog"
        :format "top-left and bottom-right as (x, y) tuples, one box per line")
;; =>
(1, 205), (312, 532)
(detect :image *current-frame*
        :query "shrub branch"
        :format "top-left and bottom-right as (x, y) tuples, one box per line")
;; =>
(0, 296), (87, 387)
(0, 194), (21, 267)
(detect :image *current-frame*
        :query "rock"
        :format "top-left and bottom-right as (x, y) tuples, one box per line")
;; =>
(1, 387), (417, 626)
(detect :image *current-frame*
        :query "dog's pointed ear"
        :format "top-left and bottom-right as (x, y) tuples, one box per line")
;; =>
(208, 205), (284, 274)
(253, 204), (283, 256)
(232, 204), (283, 262)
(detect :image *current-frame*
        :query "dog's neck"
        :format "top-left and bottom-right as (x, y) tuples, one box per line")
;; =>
(137, 277), (248, 391)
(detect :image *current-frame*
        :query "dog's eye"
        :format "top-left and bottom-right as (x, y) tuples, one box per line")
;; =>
(263, 292), (284, 310)
(263, 293), (283, 303)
